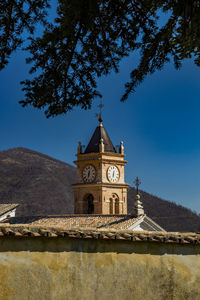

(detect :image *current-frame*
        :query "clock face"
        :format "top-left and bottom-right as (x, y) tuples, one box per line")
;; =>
(82, 165), (96, 183)
(107, 165), (119, 183)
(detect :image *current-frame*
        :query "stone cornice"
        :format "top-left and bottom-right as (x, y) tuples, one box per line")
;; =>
(76, 152), (125, 159)
(72, 183), (130, 188)
(74, 159), (127, 166)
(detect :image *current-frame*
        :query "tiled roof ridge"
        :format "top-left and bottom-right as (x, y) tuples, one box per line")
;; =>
(10, 214), (133, 218)
(0, 225), (200, 244)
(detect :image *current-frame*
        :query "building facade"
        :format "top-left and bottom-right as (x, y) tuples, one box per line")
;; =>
(72, 118), (129, 214)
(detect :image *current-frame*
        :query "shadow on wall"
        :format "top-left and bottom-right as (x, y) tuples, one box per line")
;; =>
(0, 235), (200, 256)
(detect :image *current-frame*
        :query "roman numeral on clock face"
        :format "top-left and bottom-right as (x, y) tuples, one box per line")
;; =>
(107, 165), (119, 183)
(82, 165), (96, 183)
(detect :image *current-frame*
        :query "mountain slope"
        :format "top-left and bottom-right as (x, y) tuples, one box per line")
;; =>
(0, 147), (76, 216)
(0, 147), (200, 232)
(127, 189), (200, 232)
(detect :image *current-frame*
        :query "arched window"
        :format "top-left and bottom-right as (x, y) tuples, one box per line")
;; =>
(109, 198), (113, 214)
(83, 194), (94, 214)
(115, 198), (119, 214)
(110, 193), (120, 214)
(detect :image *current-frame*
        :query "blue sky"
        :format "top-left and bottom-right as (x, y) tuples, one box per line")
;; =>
(1, 12), (200, 213)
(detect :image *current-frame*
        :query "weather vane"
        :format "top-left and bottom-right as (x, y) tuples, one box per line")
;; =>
(134, 176), (141, 194)
(96, 100), (104, 121)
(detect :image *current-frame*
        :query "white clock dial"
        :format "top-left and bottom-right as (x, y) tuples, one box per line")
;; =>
(82, 165), (96, 183)
(107, 165), (119, 183)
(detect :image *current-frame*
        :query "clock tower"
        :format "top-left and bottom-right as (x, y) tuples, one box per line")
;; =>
(72, 117), (129, 215)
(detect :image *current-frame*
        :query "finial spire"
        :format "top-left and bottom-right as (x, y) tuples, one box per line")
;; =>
(120, 141), (124, 154)
(132, 177), (144, 216)
(96, 100), (104, 126)
(77, 141), (82, 154)
(134, 176), (141, 195)
(99, 137), (104, 152)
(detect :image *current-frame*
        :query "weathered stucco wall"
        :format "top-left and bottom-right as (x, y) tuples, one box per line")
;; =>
(0, 231), (200, 300)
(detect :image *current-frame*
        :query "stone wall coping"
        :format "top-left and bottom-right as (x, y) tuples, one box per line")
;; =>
(0, 225), (200, 244)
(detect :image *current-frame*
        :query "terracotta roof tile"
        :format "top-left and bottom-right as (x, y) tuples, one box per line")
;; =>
(0, 225), (199, 245)
(5, 214), (143, 230)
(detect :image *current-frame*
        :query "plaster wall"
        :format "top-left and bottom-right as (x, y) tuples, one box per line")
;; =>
(0, 237), (200, 300)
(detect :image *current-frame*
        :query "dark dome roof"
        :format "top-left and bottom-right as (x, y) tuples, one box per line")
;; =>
(84, 124), (116, 154)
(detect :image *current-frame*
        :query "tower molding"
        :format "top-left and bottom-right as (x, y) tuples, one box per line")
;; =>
(72, 119), (129, 215)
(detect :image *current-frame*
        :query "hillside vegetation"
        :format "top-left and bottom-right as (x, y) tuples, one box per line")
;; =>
(0, 147), (76, 216)
(0, 147), (199, 232)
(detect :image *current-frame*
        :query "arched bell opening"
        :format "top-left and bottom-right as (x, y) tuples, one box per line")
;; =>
(109, 193), (119, 214)
(109, 198), (113, 214)
(115, 199), (119, 214)
(83, 194), (94, 214)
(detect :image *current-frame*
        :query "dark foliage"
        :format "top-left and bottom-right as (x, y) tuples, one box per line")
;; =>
(20, 0), (148, 116)
(0, 147), (200, 232)
(1, 1), (199, 117)
(0, 0), (49, 70)
(122, 0), (200, 101)
(19, 0), (200, 117)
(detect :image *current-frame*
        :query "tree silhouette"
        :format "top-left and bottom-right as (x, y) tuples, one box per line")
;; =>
(0, 0), (49, 70)
(1, 1), (200, 117)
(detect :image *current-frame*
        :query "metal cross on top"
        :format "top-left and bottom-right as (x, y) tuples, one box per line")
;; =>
(134, 176), (141, 194)
(96, 100), (104, 121)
